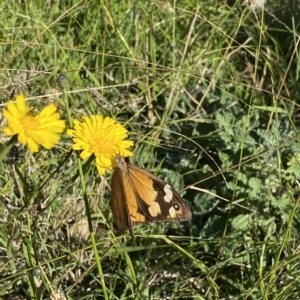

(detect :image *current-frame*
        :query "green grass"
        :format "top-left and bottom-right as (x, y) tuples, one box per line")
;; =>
(1, 0), (300, 299)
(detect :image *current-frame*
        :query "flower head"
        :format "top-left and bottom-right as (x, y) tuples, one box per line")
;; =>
(2, 94), (66, 153)
(67, 115), (133, 175)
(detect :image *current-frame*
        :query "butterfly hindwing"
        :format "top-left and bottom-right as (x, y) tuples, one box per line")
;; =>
(110, 166), (130, 235)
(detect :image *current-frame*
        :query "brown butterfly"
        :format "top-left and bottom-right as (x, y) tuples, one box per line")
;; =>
(110, 155), (192, 238)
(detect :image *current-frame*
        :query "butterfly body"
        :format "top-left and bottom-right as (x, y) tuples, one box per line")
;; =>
(110, 155), (192, 237)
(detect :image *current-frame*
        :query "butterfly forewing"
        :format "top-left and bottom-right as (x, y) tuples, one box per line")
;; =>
(127, 164), (192, 222)
(121, 169), (148, 224)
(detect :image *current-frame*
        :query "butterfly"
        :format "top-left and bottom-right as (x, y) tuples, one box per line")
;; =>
(110, 155), (192, 238)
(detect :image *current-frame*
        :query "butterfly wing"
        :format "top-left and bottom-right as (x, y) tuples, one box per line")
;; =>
(126, 163), (192, 222)
(111, 156), (148, 236)
(110, 165), (130, 235)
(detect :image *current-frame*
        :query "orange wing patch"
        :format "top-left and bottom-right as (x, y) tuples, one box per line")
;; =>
(122, 170), (148, 224)
(126, 165), (161, 220)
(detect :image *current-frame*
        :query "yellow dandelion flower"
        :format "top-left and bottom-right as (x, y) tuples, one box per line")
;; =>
(2, 94), (66, 153)
(67, 115), (133, 175)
